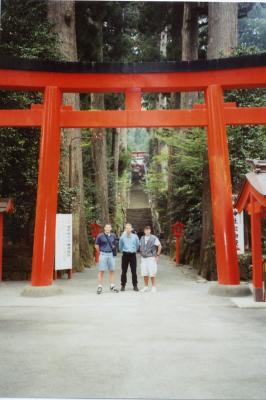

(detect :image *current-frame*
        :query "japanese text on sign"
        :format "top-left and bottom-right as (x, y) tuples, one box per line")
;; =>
(55, 214), (72, 270)
(233, 209), (245, 255)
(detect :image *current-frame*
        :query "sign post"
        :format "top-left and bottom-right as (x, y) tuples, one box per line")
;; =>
(233, 209), (245, 255)
(55, 214), (72, 279)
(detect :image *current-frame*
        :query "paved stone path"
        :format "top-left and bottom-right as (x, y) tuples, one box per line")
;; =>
(0, 255), (266, 399)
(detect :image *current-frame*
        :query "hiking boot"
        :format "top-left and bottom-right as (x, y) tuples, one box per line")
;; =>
(120, 286), (125, 292)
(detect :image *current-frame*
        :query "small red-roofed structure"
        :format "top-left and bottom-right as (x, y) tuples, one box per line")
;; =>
(235, 160), (266, 301)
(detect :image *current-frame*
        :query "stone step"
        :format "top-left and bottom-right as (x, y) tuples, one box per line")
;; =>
(126, 208), (153, 233)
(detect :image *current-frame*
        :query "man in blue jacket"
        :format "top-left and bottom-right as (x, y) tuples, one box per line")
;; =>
(119, 222), (140, 291)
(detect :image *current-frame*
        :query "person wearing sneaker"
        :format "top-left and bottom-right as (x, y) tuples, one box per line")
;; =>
(139, 226), (162, 292)
(95, 223), (119, 294)
(119, 222), (140, 292)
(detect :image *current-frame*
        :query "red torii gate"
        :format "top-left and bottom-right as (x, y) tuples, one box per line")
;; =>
(1, 54), (266, 295)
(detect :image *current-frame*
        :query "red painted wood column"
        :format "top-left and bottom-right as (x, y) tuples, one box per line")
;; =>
(31, 86), (62, 286)
(206, 84), (240, 285)
(175, 237), (180, 265)
(0, 214), (3, 281)
(250, 197), (263, 301)
(125, 89), (141, 111)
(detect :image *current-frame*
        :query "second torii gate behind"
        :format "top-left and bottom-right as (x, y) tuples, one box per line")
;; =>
(0, 53), (266, 291)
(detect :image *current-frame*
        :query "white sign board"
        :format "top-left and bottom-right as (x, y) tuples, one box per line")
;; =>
(233, 209), (245, 255)
(55, 214), (72, 271)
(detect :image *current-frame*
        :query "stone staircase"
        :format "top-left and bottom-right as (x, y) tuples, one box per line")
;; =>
(126, 207), (153, 237)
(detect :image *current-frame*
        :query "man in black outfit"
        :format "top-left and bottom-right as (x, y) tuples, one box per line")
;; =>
(119, 223), (140, 291)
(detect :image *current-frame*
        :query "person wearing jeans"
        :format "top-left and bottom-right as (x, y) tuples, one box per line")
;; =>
(119, 223), (140, 291)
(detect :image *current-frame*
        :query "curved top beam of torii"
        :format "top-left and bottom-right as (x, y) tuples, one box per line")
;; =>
(0, 52), (266, 92)
(0, 52), (266, 129)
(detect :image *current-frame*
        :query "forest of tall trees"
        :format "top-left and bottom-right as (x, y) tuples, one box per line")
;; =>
(0, 1), (266, 280)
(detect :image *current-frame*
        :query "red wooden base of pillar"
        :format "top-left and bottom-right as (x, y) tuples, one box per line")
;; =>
(254, 287), (264, 302)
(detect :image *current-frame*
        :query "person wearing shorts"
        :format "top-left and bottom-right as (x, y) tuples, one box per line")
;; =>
(139, 226), (162, 293)
(95, 223), (119, 294)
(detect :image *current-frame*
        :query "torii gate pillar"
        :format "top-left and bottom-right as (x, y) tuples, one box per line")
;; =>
(21, 86), (63, 296)
(206, 85), (240, 286)
(250, 198), (263, 301)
